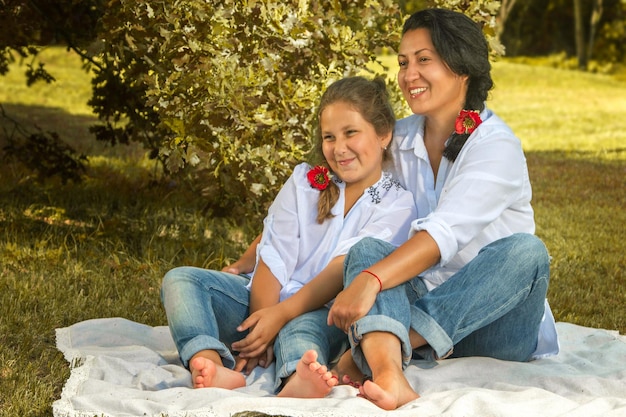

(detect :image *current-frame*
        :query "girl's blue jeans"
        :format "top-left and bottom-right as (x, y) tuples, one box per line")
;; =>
(345, 233), (550, 376)
(160, 267), (347, 391)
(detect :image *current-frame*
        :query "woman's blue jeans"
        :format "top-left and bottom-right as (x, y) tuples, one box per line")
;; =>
(160, 266), (347, 391)
(344, 233), (550, 376)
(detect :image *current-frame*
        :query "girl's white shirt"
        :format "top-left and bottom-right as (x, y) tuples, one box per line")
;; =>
(248, 162), (417, 302)
(391, 108), (559, 358)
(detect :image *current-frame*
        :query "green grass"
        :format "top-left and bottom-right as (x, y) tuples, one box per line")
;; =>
(1, 48), (625, 416)
(490, 60), (626, 156)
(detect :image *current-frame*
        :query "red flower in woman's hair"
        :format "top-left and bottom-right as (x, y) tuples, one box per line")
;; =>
(455, 110), (482, 134)
(307, 165), (330, 190)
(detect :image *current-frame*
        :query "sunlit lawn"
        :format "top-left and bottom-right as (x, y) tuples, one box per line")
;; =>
(0, 48), (624, 416)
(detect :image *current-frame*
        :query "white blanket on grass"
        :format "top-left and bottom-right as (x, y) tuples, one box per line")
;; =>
(53, 318), (626, 417)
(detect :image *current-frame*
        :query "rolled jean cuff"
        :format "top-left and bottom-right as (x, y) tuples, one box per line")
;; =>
(349, 315), (413, 376)
(179, 335), (235, 369)
(410, 306), (454, 360)
(274, 359), (299, 393)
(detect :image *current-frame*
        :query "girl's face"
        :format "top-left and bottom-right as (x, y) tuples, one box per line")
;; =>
(320, 101), (390, 191)
(397, 28), (468, 119)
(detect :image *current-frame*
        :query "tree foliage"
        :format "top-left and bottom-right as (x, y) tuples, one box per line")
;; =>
(6, 0), (623, 214)
(94, 0), (406, 217)
(94, 0), (507, 218)
(500, 0), (626, 68)
(0, 0), (103, 80)
(0, 0), (104, 181)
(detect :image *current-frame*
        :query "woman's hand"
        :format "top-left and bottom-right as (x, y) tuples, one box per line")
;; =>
(328, 232), (441, 333)
(327, 273), (379, 333)
(231, 305), (287, 360)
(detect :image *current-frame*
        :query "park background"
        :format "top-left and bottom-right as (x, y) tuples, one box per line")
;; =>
(1, 0), (625, 415)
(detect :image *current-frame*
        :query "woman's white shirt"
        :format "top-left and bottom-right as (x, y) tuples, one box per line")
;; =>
(249, 162), (417, 302)
(392, 108), (534, 288)
(391, 108), (559, 358)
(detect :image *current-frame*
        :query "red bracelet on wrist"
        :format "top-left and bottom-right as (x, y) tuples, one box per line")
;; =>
(362, 269), (383, 293)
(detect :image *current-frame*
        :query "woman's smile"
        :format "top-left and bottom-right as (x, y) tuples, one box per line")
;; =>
(409, 87), (427, 98)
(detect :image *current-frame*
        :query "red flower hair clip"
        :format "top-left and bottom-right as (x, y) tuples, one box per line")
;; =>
(455, 110), (482, 135)
(307, 165), (330, 190)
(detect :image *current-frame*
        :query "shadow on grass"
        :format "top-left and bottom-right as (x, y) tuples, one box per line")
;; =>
(0, 102), (145, 160)
(526, 150), (626, 207)
(526, 150), (625, 333)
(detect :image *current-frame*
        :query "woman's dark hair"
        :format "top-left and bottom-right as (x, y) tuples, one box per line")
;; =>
(311, 76), (395, 223)
(403, 8), (494, 161)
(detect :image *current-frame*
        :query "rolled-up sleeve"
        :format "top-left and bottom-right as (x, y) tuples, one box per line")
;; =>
(411, 128), (528, 266)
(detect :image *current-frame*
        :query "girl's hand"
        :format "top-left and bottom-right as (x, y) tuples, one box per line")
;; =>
(328, 274), (379, 332)
(232, 306), (287, 359)
(233, 355), (256, 375)
(257, 346), (274, 369)
(233, 345), (274, 375)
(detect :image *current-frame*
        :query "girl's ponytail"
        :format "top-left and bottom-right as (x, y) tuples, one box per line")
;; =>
(315, 172), (340, 224)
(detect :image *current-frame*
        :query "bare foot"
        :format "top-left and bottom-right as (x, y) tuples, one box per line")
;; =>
(278, 350), (338, 398)
(358, 373), (419, 410)
(333, 349), (366, 387)
(189, 356), (246, 389)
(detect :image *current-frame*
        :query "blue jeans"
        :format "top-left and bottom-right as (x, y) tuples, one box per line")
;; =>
(161, 266), (348, 391)
(161, 267), (251, 370)
(344, 233), (550, 375)
(274, 308), (348, 391)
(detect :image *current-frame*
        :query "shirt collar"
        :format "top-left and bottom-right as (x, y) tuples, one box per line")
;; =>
(394, 114), (428, 161)
(393, 107), (493, 157)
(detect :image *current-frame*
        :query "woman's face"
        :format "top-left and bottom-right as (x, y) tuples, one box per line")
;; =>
(320, 101), (390, 191)
(397, 28), (468, 119)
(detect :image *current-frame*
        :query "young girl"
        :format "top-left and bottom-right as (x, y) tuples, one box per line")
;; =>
(160, 76), (417, 396)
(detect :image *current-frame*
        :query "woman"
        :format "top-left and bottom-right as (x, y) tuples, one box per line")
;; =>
(160, 76), (417, 396)
(325, 8), (559, 410)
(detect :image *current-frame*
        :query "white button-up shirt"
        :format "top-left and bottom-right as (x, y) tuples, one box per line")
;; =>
(250, 162), (417, 302)
(391, 109), (559, 358)
(393, 109), (535, 288)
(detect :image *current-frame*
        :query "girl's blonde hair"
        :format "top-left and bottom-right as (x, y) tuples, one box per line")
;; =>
(311, 76), (395, 223)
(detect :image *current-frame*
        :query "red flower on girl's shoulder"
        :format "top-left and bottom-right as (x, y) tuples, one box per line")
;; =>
(307, 165), (330, 190)
(455, 110), (482, 135)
